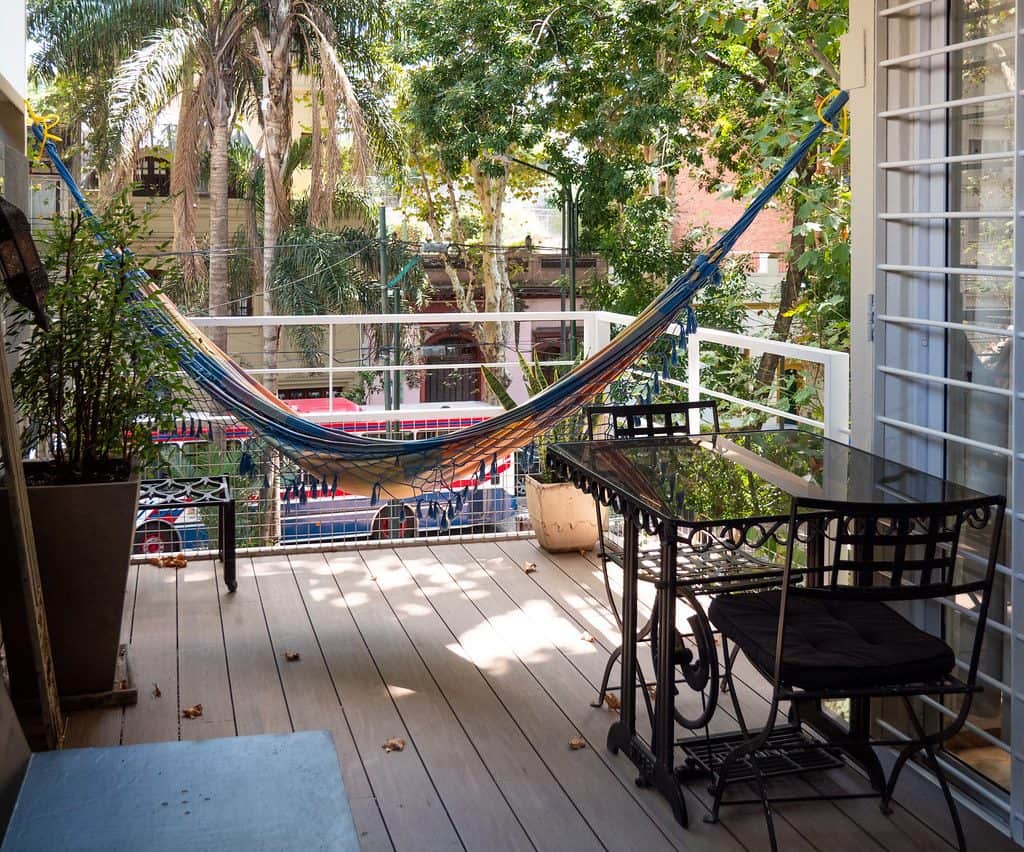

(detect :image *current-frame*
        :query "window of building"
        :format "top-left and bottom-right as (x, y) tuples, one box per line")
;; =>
(873, 0), (1019, 822)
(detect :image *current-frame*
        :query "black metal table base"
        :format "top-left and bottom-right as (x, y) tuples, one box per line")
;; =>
(608, 722), (688, 827)
(678, 724), (844, 784)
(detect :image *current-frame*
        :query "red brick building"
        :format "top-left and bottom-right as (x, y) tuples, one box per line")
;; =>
(671, 169), (792, 255)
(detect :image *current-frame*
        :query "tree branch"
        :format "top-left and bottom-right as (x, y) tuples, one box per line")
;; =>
(703, 50), (763, 89)
(805, 39), (839, 86)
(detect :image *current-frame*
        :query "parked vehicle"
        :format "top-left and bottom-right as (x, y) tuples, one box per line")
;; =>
(136, 400), (518, 551)
(134, 504), (210, 555)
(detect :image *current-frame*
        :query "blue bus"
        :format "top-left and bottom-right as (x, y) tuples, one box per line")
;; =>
(135, 402), (518, 553)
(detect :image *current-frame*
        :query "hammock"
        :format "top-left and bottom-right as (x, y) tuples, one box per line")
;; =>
(32, 91), (848, 501)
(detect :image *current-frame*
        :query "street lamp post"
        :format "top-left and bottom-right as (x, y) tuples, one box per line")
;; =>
(507, 157), (579, 361)
(567, 183), (582, 360)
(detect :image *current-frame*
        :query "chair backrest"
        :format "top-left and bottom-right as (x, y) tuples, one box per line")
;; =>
(585, 400), (720, 440)
(787, 495), (1004, 600)
(778, 494), (1006, 689)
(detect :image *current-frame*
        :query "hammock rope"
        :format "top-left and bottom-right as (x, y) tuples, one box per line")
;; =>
(30, 90), (849, 499)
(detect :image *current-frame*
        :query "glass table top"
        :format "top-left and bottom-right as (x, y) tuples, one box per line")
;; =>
(548, 429), (987, 526)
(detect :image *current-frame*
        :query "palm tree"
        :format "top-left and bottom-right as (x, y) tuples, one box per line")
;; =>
(251, 0), (398, 394)
(30, 0), (259, 350)
(106, 4), (259, 349)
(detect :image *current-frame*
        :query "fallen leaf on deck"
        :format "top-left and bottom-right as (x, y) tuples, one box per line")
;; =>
(367, 575), (377, 582)
(646, 684), (657, 701)
(604, 694), (621, 711)
(522, 562), (537, 574)
(152, 683), (162, 698)
(150, 555), (188, 569)
(181, 704), (203, 719)
(568, 736), (587, 750)
(580, 631), (595, 643)
(284, 651), (301, 662)
(382, 737), (405, 753)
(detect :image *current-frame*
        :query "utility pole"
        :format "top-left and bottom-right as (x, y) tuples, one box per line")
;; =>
(568, 185), (579, 360)
(378, 206), (393, 438)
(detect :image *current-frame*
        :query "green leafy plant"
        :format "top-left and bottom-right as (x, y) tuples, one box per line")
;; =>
(10, 197), (191, 482)
(483, 353), (589, 484)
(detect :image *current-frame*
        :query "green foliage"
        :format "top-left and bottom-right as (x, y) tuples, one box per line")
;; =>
(483, 353), (588, 482)
(10, 197), (191, 478)
(672, 0), (851, 352)
(269, 223), (430, 366)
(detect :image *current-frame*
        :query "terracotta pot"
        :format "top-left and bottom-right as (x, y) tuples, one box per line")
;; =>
(0, 464), (139, 700)
(525, 474), (604, 553)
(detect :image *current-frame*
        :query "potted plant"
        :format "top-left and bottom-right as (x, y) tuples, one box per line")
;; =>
(484, 356), (604, 552)
(0, 199), (188, 704)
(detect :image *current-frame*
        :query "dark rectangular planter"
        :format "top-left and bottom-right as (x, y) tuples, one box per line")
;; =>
(0, 464), (139, 701)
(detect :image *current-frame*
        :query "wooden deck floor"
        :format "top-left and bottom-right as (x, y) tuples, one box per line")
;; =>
(65, 541), (1013, 851)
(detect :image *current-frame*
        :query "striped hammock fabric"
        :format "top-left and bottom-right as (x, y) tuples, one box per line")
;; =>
(32, 91), (848, 500)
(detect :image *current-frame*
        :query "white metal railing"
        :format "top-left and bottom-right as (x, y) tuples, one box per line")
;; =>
(191, 310), (851, 440)
(599, 311), (850, 440)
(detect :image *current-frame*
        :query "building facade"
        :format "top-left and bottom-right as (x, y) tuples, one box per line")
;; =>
(848, 1), (1023, 842)
(0, 0), (27, 212)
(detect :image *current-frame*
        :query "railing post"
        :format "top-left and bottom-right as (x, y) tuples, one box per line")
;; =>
(822, 352), (850, 442)
(587, 312), (611, 357)
(327, 322), (334, 413)
(687, 333), (702, 435)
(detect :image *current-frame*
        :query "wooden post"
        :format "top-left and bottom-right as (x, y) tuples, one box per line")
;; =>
(0, 340), (63, 748)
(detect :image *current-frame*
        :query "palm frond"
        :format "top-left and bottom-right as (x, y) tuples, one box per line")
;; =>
(295, 5), (372, 185)
(106, 24), (198, 169)
(29, 0), (184, 78)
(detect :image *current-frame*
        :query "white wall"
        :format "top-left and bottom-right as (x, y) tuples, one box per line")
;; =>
(0, 0), (27, 151)
(844, 2), (875, 452)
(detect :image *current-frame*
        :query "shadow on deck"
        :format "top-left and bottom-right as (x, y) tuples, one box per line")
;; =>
(64, 542), (1015, 851)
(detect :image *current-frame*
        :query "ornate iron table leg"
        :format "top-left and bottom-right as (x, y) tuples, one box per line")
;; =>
(607, 512), (639, 757)
(222, 499), (237, 592)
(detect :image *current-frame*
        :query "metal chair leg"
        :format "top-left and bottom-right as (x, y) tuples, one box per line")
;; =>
(919, 742), (967, 852)
(748, 749), (779, 852)
(881, 739), (924, 814)
(899, 696), (969, 852)
(706, 639), (778, 830)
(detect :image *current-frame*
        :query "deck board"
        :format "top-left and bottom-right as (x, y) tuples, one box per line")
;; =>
(346, 546), (533, 851)
(250, 555), (373, 802)
(218, 557), (292, 737)
(296, 549), (460, 852)
(176, 560), (235, 740)
(399, 544), (667, 852)
(120, 560), (179, 745)
(56, 542), (1017, 852)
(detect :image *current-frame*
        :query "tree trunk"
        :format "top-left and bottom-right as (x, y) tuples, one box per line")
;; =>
(207, 100), (231, 352)
(471, 160), (513, 392)
(257, 16), (295, 550)
(754, 175), (811, 388)
(260, 34), (293, 397)
(413, 146), (475, 311)
(170, 77), (207, 292)
(754, 226), (806, 387)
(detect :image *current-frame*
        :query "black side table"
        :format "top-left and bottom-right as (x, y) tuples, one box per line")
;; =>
(139, 476), (237, 592)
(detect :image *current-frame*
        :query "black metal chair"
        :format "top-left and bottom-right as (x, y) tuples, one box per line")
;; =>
(585, 400), (721, 624)
(585, 400), (732, 727)
(705, 494), (1006, 852)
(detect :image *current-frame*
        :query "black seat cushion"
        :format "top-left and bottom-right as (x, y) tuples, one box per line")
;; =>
(708, 591), (955, 690)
